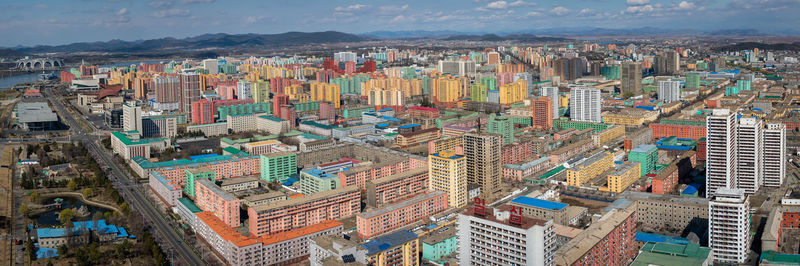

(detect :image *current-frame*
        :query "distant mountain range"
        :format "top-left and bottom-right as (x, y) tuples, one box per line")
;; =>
(5, 27), (798, 56)
(713, 42), (800, 51)
(13, 31), (369, 54)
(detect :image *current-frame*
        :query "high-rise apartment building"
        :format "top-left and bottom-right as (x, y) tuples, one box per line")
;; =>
(457, 206), (556, 266)
(488, 114), (514, 145)
(763, 123), (786, 187)
(122, 101), (142, 133)
(428, 152), (467, 208)
(621, 62), (642, 94)
(540, 87), (559, 119)
(737, 117), (762, 194)
(531, 96), (554, 130)
(202, 59), (218, 74)
(153, 75), (180, 111)
(569, 87), (601, 123)
(655, 51), (680, 75)
(180, 72), (202, 117)
(658, 80), (681, 103)
(437, 60), (476, 76)
(487, 51), (500, 65)
(708, 188), (750, 264)
(706, 109), (737, 196)
(685, 72), (701, 89)
(333, 51), (357, 63)
(464, 133), (502, 200)
(554, 57), (584, 81)
(236, 80), (252, 100)
(191, 99), (214, 124)
(310, 82), (341, 109)
(252, 80), (269, 103)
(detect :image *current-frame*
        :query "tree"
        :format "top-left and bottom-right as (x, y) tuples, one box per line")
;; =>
(623, 92), (635, 99)
(20, 204), (30, 217)
(57, 244), (69, 257)
(25, 239), (36, 262)
(82, 188), (94, 198)
(58, 209), (75, 224)
(119, 202), (130, 216)
(67, 180), (78, 190)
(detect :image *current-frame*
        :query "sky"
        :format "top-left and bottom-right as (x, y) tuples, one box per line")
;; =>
(1, 0), (798, 47)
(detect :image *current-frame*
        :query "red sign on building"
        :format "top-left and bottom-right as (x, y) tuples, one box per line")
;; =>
(474, 197), (486, 217)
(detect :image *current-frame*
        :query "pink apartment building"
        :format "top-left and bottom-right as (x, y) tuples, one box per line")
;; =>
(365, 168), (429, 208)
(148, 155), (261, 189)
(356, 190), (448, 239)
(195, 179), (240, 228)
(247, 186), (360, 236)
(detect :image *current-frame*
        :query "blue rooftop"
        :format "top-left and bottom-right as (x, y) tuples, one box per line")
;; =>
(190, 153), (221, 160)
(361, 230), (418, 256)
(636, 232), (690, 245)
(36, 248), (58, 259)
(510, 196), (567, 210)
(398, 124), (421, 129)
(682, 183), (701, 194)
(302, 169), (338, 180)
(431, 153), (463, 160)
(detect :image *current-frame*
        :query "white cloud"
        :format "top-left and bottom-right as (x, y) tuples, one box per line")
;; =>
(334, 4), (369, 12)
(390, 15), (414, 23)
(153, 8), (191, 18)
(526, 11), (543, 17)
(509, 0), (537, 7)
(578, 8), (594, 15)
(676, 1), (696, 10)
(116, 8), (128, 16)
(379, 5), (409, 13)
(148, 0), (174, 8)
(626, 0), (650, 5)
(245, 15), (274, 24)
(550, 6), (570, 15)
(486, 1), (509, 9)
(182, 0), (213, 3)
(624, 4), (655, 13)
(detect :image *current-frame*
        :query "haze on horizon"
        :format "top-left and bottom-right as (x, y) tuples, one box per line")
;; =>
(2, 0), (798, 47)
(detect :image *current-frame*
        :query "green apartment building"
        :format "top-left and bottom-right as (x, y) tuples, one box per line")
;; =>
(553, 118), (612, 132)
(488, 114), (515, 145)
(184, 167), (215, 197)
(421, 226), (458, 262)
(629, 144), (658, 176)
(259, 152), (297, 182)
(299, 169), (340, 195)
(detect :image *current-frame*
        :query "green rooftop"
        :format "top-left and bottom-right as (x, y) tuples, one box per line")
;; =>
(631, 242), (711, 266)
(177, 198), (202, 213)
(222, 147), (249, 156)
(111, 131), (168, 146)
(761, 251), (800, 265)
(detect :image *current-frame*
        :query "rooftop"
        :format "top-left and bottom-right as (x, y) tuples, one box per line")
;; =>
(631, 144), (658, 154)
(111, 131), (168, 146)
(510, 196), (567, 211)
(197, 178), (237, 201)
(250, 185), (359, 212)
(631, 242), (711, 266)
(358, 191), (446, 219)
(220, 175), (260, 186)
(504, 156), (550, 170)
(178, 197), (203, 213)
(302, 169), (338, 180)
(555, 204), (636, 265)
(360, 230), (418, 256)
(196, 211), (342, 247)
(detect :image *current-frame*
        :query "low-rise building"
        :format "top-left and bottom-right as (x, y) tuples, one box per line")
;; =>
(395, 128), (441, 148)
(300, 169), (341, 195)
(602, 161), (641, 193)
(508, 196), (587, 226)
(219, 176), (260, 192)
(356, 191), (448, 239)
(110, 131), (170, 160)
(195, 211), (343, 266)
(365, 168), (428, 208)
(149, 172), (182, 206)
(247, 186), (360, 236)
(621, 191), (708, 231)
(567, 151), (613, 187)
(421, 225), (457, 262)
(503, 157), (552, 181)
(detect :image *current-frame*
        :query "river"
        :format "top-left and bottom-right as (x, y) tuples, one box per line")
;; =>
(0, 60), (170, 90)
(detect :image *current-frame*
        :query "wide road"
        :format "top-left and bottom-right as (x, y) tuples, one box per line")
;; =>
(43, 87), (204, 265)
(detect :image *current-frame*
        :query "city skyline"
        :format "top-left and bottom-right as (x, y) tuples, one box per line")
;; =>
(2, 0), (800, 47)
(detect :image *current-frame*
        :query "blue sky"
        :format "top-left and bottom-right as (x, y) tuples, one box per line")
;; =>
(1, 0), (798, 47)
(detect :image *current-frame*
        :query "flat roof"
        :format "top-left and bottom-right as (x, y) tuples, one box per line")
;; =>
(244, 140), (281, 147)
(250, 185), (359, 212)
(220, 175), (260, 186)
(196, 211), (342, 247)
(555, 204), (636, 265)
(197, 179), (236, 201)
(360, 230), (418, 256)
(510, 196), (568, 211)
(631, 144), (657, 154)
(178, 198), (203, 213)
(632, 242), (711, 266)
(358, 191), (446, 219)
